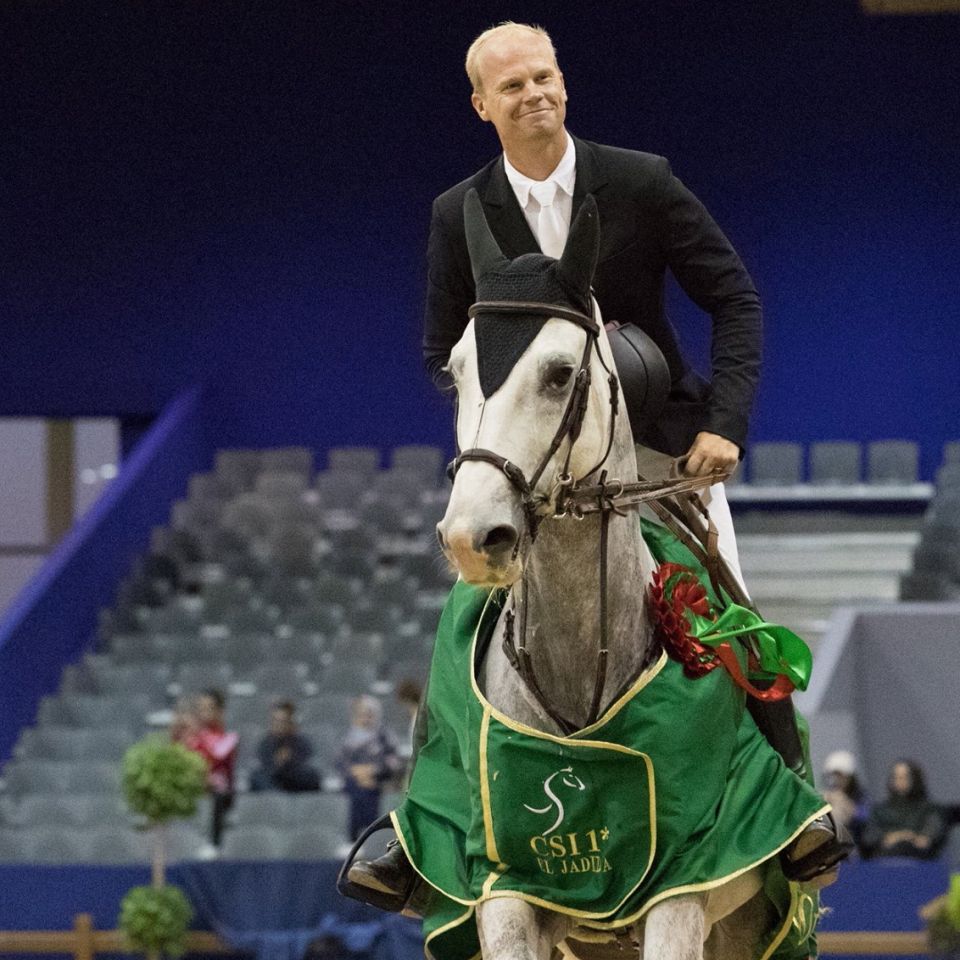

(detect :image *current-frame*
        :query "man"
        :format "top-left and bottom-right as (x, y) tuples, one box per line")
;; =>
(250, 701), (320, 793)
(348, 21), (848, 903)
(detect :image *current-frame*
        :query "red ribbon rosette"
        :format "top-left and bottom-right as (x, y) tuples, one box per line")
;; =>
(648, 562), (719, 680)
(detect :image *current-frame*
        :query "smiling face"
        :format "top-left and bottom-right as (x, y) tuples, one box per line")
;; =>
(470, 31), (567, 154)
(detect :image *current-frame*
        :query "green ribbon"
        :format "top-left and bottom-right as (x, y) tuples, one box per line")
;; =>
(684, 604), (813, 692)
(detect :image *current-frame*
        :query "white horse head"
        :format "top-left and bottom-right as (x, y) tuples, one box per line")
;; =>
(437, 192), (631, 588)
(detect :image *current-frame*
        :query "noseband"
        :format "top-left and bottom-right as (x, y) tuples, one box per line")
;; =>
(448, 298), (620, 541)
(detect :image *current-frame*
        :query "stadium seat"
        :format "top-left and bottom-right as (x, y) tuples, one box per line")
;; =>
(31, 827), (92, 864)
(390, 445), (445, 484)
(221, 826), (286, 860)
(809, 441), (861, 485)
(260, 448), (314, 478)
(165, 825), (208, 862)
(68, 762), (123, 795)
(316, 662), (377, 694)
(285, 792), (350, 831)
(327, 447), (381, 475)
(867, 440), (919, 485)
(748, 442), (803, 486)
(315, 471), (366, 509)
(251, 662), (312, 696)
(255, 471), (309, 497)
(88, 826), (151, 864)
(0, 830), (32, 862)
(231, 793), (292, 828)
(283, 827), (346, 860)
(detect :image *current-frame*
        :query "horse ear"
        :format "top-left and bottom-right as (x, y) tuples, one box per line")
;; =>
(464, 188), (509, 284)
(556, 194), (600, 301)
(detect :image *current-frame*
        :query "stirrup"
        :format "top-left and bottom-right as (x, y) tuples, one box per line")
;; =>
(780, 811), (853, 886)
(336, 813), (417, 913)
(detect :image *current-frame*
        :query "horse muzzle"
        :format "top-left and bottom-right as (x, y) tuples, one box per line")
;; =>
(437, 519), (523, 587)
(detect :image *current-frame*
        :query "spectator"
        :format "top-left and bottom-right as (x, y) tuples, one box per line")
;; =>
(859, 759), (947, 859)
(250, 701), (320, 793)
(335, 696), (402, 841)
(180, 689), (239, 848)
(821, 750), (869, 845)
(169, 696), (200, 745)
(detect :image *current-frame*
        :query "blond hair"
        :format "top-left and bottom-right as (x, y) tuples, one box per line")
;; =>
(465, 21), (558, 93)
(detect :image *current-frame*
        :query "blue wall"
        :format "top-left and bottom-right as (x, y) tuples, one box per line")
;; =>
(2, 1), (958, 475)
(0, 387), (212, 763)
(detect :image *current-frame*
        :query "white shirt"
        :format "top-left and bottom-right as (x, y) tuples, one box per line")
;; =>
(503, 132), (577, 252)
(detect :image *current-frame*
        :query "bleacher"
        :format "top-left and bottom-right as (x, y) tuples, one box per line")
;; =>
(2, 439), (957, 865)
(0, 445), (454, 863)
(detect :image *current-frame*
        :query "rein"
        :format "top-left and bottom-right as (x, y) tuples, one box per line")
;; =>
(449, 298), (735, 735)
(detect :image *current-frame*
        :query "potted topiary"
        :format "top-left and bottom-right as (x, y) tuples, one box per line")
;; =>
(117, 735), (207, 959)
(924, 873), (960, 960)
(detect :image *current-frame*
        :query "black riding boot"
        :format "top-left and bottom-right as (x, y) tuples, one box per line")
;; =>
(342, 682), (430, 910)
(748, 695), (854, 884)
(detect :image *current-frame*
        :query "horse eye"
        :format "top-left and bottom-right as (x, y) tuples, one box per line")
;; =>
(546, 364), (575, 389)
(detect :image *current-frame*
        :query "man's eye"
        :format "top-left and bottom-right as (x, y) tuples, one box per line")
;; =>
(546, 365), (574, 389)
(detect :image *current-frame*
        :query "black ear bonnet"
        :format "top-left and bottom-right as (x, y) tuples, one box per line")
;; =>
(462, 188), (670, 434)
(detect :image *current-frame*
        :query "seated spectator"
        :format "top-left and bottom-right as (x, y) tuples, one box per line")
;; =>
(821, 750), (869, 845)
(859, 758), (947, 859)
(179, 688), (239, 848)
(335, 695), (402, 841)
(250, 701), (320, 793)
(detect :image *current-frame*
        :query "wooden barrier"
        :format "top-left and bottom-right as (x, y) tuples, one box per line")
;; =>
(0, 915), (932, 958)
(0, 913), (231, 958)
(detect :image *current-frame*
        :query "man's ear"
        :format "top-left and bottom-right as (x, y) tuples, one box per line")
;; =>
(559, 71), (568, 102)
(471, 91), (489, 122)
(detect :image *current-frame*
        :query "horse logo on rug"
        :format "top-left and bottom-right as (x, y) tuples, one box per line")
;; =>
(523, 765), (586, 835)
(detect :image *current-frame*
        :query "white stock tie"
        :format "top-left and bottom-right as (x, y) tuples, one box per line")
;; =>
(530, 180), (566, 259)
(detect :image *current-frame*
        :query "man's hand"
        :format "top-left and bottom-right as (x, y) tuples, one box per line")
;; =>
(682, 431), (740, 478)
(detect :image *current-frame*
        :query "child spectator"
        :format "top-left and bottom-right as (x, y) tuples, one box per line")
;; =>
(859, 758), (947, 859)
(335, 696), (402, 840)
(250, 701), (320, 793)
(179, 688), (238, 848)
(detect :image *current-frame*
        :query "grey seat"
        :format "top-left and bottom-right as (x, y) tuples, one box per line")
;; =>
(250, 662), (312, 696)
(935, 463), (960, 491)
(4, 795), (96, 828)
(88, 826), (151, 864)
(221, 826), (285, 860)
(255, 471), (309, 498)
(176, 661), (233, 693)
(68, 762), (123, 795)
(315, 471), (367, 509)
(391, 445), (445, 485)
(943, 441), (960, 465)
(165, 825), (208, 862)
(0, 829), (32, 862)
(316, 662), (376, 694)
(283, 827), (346, 860)
(809, 442), (861, 485)
(226, 694), (275, 727)
(82, 661), (173, 698)
(38, 693), (154, 729)
(867, 440), (919, 485)
(748, 443), (803, 486)
(215, 450), (263, 490)
(110, 634), (156, 664)
(31, 827), (92, 864)
(286, 793), (350, 831)
(2, 760), (70, 796)
(231, 793), (292, 828)
(260, 447), (314, 478)
(327, 447), (381, 476)
(298, 694), (356, 726)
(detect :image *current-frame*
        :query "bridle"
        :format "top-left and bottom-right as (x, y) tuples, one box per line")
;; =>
(449, 297), (618, 540)
(446, 298), (732, 734)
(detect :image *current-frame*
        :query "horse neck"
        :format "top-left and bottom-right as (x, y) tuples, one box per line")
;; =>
(518, 424), (656, 728)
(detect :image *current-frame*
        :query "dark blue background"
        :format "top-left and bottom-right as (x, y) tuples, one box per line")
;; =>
(2, 0), (958, 474)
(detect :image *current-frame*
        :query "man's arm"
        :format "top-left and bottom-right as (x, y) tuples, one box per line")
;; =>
(423, 197), (475, 390)
(655, 159), (762, 457)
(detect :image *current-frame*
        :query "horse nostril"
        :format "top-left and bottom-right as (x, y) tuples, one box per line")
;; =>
(481, 524), (518, 553)
(436, 525), (446, 550)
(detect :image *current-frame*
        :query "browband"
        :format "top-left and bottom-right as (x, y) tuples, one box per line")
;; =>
(468, 300), (598, 336)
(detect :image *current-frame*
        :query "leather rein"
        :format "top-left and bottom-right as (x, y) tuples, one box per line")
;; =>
(448, 299), (736, 735)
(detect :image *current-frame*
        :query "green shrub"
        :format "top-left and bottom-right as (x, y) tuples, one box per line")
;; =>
(929, 873), (960, 957)
(118, 884), (193, 957)
(121, 735), (206, 824)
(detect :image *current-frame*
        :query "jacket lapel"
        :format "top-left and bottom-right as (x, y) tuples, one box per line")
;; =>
(477, 136), (611, 258)
(481, 157), (540, 258)
(571, 135), (609, 222)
